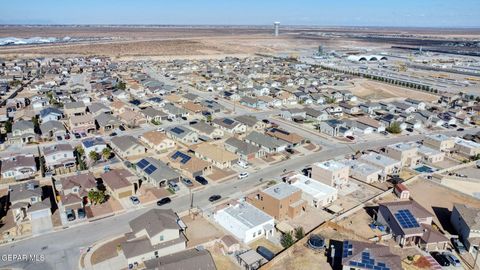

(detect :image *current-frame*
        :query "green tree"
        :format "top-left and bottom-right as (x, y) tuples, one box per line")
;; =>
(386, 122), (402, 134)
(280, 232), (295, 249)
(88, 190), (106, 205)
(294, 227), (305, 241)
(116, 81), (126, 90)
(325, 96), (336, 104)
(89, 151), (99, 162)
(102, 148), (112, 160)
(5, 119), (12, 133)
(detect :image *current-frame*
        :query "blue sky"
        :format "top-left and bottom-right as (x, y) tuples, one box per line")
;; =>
(1, 0), (479, 27)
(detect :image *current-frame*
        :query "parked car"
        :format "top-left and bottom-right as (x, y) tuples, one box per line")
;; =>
(346, 135), (355, 140)
(77, 208), (86, 219)
(238, 172), (249, 179)
(451, 238), (467, 254)
(109, 132), (117, 137)
(130, 196), (140, 205)
(181, 178), (194, 187)
(431, 252), (450, 266)
(80, 132), (87, 137)
(195, 176), (209, 185)
(74, 133), (81, 139)
(181, 116), (188, 121)
(442, 251), (461, 267)
(262, 119), (270, 124)
(237, 160), (249, 169)
(66, 210), (76, 221)
(119, 125), (125, 131)
(256, 246), (275, 261)
(457, 128), (464, 131)
(380, 131), (389, 136)
(208, 195), (221, 202)
(285, 148), (294, 154)
(157, 197), (172, 206)
(168, 181), (180, 192)
(156, 127), (165, 132)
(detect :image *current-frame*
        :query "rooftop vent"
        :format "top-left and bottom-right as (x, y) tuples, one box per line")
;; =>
(274, 187), (280, 193)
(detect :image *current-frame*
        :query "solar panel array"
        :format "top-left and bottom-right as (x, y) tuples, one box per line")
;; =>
(223, 118), (235, 125)
(171, 151), (191, 164)
(144, 164), (157, 175)
(348, 251), (391, 270)
(171, 127), (185, 135)
(394, 209), (419, 229)
(342, 241), (353, 257)
(137, 159), (150, 169)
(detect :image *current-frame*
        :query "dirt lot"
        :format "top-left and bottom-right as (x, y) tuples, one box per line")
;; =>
(183, 215), (224, 247)
(207, 243), (240, 270)
(406, 178), (480, 234)
(347, 79), (439, 102)
(90, 236), (126, 265)
(249, 238), (283, 254)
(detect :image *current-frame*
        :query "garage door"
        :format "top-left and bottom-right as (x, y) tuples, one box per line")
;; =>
(118, 190), (132, 198)
(31, 209), (51, 219)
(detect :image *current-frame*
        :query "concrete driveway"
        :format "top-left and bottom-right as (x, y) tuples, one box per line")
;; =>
(32, 216), (53, 236)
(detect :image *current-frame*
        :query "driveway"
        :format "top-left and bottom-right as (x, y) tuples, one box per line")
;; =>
(31, 216), (53, 236)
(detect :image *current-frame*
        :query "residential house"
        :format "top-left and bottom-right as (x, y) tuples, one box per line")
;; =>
(234, 115), (267, 131)
(87, 102), (112, 116)
(8, 180), (51, 224)
(224, 137), (265, 161)
(162, 103), (189, 120)
(319, 119), (352, 137)
(140, 131), (176, 153)
(43, 144), (76, 171)
(119, 110), (147, 127)
(385, 142), (420, 168)
(1, 154), (36, 181)
(166, 126), (198, 144)
(244, 131), (288, 153)
(40, 120), (67, 140)
(143, 248), (216, 270)
(280, 108), (306, 121)
(417, 145), (445, 163)
(342, 160), (382, 183)
(424, 134), (455, 151)
(69, 114), (96, 134)
(8, 120), (37, 144)
(168, 150), (212, 178)
(110, 135), (146, 159)
(454, 137), (480, 157)
(95, 113), (121, 133)
(311, 160), (349, 188)
(101, 169), (135, 200)
(286, 173), (338, 208)
(63, 101), (86, 117)
(193, 143), (237, 169)
(247, 182), (306, 220)
(214, 200), (275, 243)
(141, 107), (169, 123)
(212, 118), (247, 134)
(266, 128), (304, 147)
(81, 137), (107, 156)
(359, 153), (401, 180)
(121, 209), (187, 268)
(190, 121), (224, 140)
(55, 172), (97, 216)
(377, 200), (448, 251)
(341, 240), (402, 270)
(39, 107), (63, 123)
(450, 204), (480, 254)
(135, 157), (181, 187)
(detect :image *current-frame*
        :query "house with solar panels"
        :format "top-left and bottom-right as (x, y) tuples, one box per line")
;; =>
(135, 157), (180, 188)
(376, 200), (449, 251)
(166, 126), (198, 144)
(168, 150), (212, 178)
(341, 240), (402, 270)
(211, 117), (247, 134)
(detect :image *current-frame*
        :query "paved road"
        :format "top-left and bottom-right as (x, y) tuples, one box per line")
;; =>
(1, 127), (477, 270)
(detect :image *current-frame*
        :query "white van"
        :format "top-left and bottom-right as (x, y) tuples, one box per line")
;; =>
(237, 160), (249, 169)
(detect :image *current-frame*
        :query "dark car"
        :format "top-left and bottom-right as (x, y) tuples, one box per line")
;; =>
(256, 246), (275, 261)
(346, 135), (355, 140)
(262, 119), (270, 124)
(181, 117), (188, 121)
(74, 133), (81, 139)
(285, 148), (294, 154)
(208, 195), (221, 202)
(431, 252), (450, 266)
(406, 128), (414, 132)
(119, 125), (126, 131)
(451, 238), (467, 254)
(67, 210), (75, 221)
(457, 128), (464, 132)
(109, 132), (117, 137)
(195, 176), (209, 185)
(77, 208), (86, 219)
(157, 197), (172, 206)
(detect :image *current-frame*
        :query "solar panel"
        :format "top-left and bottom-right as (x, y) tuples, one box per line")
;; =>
(144, 164), (157, 175)
(171, 127), (185, 134)
(137, 159), (150, 169)
(223, 118), (235, 125)
(394, 209), (420, 229)
(171, 151), (191, 164)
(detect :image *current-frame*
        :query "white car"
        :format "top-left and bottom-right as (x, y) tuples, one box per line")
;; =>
(237, 160), (249, 169)
(156, 127), (165, 132)
(238, 172), (249, 179)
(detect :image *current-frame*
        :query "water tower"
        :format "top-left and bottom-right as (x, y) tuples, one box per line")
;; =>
(273, 22), (280, 36)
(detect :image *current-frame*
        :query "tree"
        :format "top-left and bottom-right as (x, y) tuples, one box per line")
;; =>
(281, 232), (295, 248)
(294, 226), (305, 241)
(88, 190), (105, 205)
(102, 148), (111, 161)
(386, 122), (402, 134)
(89, 151), (99, 162)
(116, 81), (126, 90)
(5, 119), (12, 133)
(325, 96), (336, 104)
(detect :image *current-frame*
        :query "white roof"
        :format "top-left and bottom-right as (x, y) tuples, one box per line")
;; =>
(343, 160), (382, 176)
(314, 160), (348, 171)
(263, 182), (300, 200)
(289, 174), (337, 200)
(426, 134), (452, 142)
(455, 137), (480, 149)
(388, 142), (417, 151)
(360, 152), (400, 167)
(417, 145), (442, 156)
(220, 201), (273, 229)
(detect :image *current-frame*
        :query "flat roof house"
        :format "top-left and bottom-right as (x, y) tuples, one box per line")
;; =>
(342, 159), (383, 183)
(454, 137), (480, 157)
(385, 142), (420, 168)
(359, 153), (401, 180)
(287, 173), (338, 208)
(451, 204), (480, 254)
(214, 200), (275, 243)
(311, 160), (349, 188)
(247, 182), (306, 220)
(424, 134), (455, 151)
(121, 209), (187, 268)
(110, 135), (146, 159)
